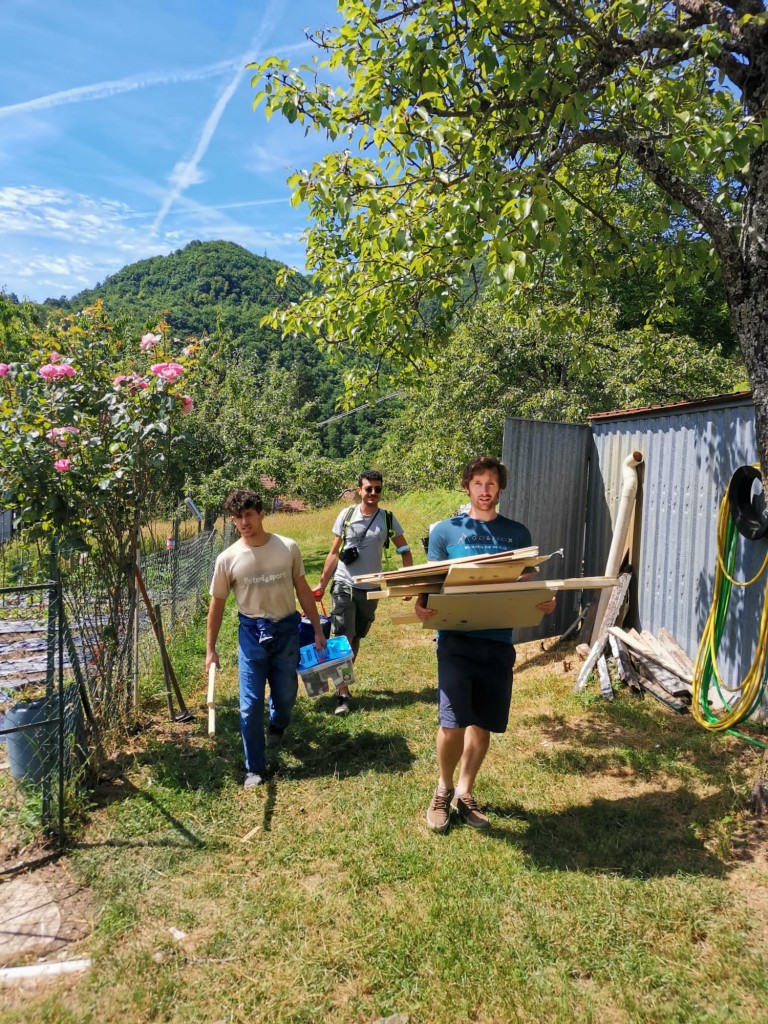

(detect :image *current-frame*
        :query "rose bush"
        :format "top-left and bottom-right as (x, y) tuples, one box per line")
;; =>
(0, 301), (198, 553)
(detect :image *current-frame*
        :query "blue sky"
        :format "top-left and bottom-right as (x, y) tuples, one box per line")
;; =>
(0, 0), (340, 302)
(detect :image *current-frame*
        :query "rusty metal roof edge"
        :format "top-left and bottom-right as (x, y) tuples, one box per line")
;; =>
(587, 391), (752, 423)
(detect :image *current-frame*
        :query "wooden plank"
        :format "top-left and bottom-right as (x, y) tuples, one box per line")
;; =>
(596, 654), (614, 700)
(443, 576), (617, 595)
(628, 649), (692, 698)
(636, 673), (689, 714)
(392, 589), (551, 631)
(442, 555), (551, 587)
(608, 634), (644, 692)
(366, 583), (443, 599)
(574, 571), (634, 693)
(207, 664), (216, 737)
(353, 545), (541, 585)
(657, 628), (696, 675)
(608, 627), (693, 684)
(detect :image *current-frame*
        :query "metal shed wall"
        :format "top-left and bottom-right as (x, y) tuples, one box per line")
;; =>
(584, 395), (766, 697)
(501, 417), (591, 641)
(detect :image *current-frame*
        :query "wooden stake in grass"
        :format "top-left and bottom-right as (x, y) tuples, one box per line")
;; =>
(207, 663), (216, 737)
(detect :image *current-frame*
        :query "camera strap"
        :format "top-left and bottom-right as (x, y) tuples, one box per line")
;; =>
(341, 504), (380, 552)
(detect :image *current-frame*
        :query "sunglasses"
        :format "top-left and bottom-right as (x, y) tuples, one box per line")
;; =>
(362, 485), (382, 493)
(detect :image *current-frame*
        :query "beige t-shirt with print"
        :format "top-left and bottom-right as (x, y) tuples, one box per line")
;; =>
(209, 535), (305, 620)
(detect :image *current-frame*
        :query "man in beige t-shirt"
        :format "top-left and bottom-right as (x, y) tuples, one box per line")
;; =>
(206, 489), (326, 788)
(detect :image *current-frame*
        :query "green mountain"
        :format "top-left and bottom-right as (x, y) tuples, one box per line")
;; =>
(50, 239), (315, 365)
(44, 240), (394, 461)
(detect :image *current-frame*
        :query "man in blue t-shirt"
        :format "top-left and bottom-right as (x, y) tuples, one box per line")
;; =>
(416, 455), (556, 833)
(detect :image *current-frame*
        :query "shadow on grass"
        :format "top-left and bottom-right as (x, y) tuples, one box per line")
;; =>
(83, 690), (418, 843)
(484, 788), (730, 877)
(341, 685), (437, 712)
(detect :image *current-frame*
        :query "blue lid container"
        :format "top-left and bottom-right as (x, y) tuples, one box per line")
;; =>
(298, 636), (353, 673)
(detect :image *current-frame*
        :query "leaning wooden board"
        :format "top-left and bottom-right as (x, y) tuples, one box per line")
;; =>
(391, 577), (617, 631)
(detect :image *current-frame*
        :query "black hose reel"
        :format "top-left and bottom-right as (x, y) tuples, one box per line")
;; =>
(728, 464), (768, 540)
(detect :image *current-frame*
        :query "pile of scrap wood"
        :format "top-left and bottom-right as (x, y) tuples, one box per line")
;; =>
(606, 626), (699, 714)
(355, 547), (617, 631)
(575, 569), (711, 715)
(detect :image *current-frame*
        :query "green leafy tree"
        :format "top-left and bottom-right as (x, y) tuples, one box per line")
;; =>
(185, 357), (353, 513)
(377, 299), (744, 488)
(252, 1), (768, 465)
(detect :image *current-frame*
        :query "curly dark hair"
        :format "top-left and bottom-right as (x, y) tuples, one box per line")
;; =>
(224, 489), (264, 516)
(357, 469), (383, 487)
(460, 455), (508, 491)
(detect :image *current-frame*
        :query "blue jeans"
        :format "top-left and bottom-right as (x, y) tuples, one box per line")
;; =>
(237, 611), (300, 775)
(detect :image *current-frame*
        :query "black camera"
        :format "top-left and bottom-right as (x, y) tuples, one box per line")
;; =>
(338, 546), (359, 565)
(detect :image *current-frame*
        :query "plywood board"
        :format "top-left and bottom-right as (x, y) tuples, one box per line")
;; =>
(441, 576), (617, 595)
(443, 554), (553, 588)
(366, 583), (443, 599)
(353, 545), (541, 586)
(392, 590), (551, 630)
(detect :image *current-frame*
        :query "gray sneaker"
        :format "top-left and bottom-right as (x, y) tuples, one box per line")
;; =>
(426, 786), (454, 833)
(452, 792), (489, 829)
(334, 695), (351, 716)
(243, 772), (264, 789)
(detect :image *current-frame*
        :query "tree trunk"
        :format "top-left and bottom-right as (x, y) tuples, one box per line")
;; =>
(731, 137), (768, 473)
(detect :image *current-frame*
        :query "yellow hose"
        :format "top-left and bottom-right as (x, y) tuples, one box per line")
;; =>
(692, 470), (768, 732)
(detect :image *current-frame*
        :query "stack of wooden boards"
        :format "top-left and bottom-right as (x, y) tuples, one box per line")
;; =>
(606, 625), (723, 714)
(355, 546), (617, 631)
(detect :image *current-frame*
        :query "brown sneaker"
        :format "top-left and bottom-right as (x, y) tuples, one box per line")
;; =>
(426, 786), (454, 833)
(452, 792), (489, 829)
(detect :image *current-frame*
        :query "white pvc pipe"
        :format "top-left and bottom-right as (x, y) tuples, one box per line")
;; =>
(590, 451), (644, 643)
(0, 958), (91, 985)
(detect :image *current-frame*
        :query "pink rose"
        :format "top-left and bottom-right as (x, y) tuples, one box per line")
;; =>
(0, 363), (9, 378)
(113, 373), (149, 391)
(151, 361), (184, 382)
(49, 352), (62, 363)
(54, 458), (72, 473)
(181, 395), (194, 414)
(140, 332), (162, 351)
(39, 363), (76, 380)
(46, 426), (81, 447)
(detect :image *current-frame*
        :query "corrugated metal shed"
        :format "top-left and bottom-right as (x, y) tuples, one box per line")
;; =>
(501, 417), (591, 642)
(501, 392), (767, 720)
(584, 393), (767, 706)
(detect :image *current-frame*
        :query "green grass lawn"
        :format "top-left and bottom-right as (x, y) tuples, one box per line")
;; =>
(3, 498), (767, 1023)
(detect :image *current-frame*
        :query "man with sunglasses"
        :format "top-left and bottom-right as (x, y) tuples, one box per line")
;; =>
(314, 470), (413, 714)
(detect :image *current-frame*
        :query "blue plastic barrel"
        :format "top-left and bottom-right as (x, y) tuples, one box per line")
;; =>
(3, 696), (58, 784)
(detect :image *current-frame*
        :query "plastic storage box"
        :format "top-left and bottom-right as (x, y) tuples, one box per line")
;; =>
(298, 637), (355, 697)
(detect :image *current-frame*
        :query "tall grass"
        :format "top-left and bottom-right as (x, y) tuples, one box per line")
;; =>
(2, 495), (766, 1024)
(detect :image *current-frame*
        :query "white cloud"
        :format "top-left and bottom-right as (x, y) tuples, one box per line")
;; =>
(169, 161), (206, 189)
(0, 186), (134, 240)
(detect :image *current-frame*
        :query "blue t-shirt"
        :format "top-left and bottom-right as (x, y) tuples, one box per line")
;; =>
(427, 513), (532, 644)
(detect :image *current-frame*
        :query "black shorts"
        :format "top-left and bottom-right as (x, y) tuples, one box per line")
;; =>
(436, 632), (516, 733)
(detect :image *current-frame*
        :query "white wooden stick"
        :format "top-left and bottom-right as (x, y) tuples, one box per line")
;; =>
(207, 663), (216, 737)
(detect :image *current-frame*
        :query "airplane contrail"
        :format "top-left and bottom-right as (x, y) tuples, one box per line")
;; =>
(0, 60), (237, 119)
(152, 2), (302, 234)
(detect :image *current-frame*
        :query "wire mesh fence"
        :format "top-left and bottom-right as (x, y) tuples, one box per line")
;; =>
(0, 518), (234, 847)
(0, 577), (82, 847)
